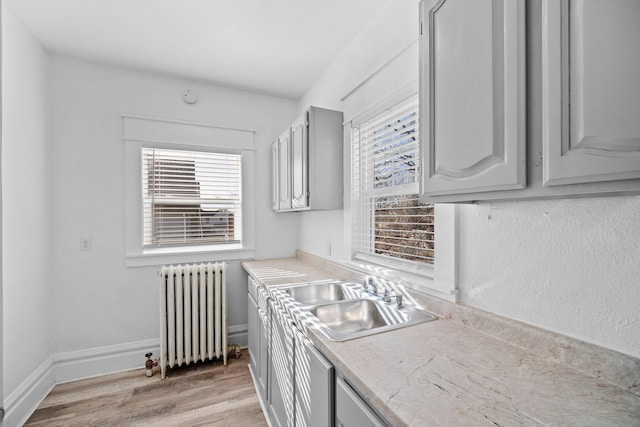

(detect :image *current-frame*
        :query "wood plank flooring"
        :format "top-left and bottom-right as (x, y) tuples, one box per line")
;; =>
(24, 350), (267, 427)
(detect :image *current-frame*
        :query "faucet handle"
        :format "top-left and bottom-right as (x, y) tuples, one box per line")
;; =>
(369, 280), (378, 295)
(382, 288), (392, 302)
(395, 294), (403, 308)
(362, 277), (370, 293)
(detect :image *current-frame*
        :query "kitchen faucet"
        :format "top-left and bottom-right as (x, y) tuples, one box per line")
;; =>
(362, 277), (403, 309)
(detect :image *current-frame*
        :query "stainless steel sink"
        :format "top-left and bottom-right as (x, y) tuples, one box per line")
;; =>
(274, 281), (438, 341)
(309, 298), (438, 341)
(280, 281), (349, 306)
(312, 299), (389, 333)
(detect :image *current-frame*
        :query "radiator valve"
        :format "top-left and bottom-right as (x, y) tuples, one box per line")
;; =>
(228, 344), (241, 359)
(145, 352), (154, 377)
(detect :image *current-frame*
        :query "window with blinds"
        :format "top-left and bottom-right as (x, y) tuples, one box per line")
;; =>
(352, 94), (434, 266)
(142, 148), (242, 248)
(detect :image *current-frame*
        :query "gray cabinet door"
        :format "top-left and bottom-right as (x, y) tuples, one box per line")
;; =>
(291, 115), (309, 209)
(278, 129), (292, 210)
(257, 297), (270, 399)
(542, 0), (640, 186)
(293, 327), (333, 427)
(335, 377), (385, 427)
(269, 303), (295, 427)
(271, 141), (280, 211)
(247, 293), (258, 379)
(419, 0), (526, 198)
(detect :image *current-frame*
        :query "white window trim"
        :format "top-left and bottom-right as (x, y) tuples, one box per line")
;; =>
(344, 84), (459, 302)
(123, 115), (256, 267)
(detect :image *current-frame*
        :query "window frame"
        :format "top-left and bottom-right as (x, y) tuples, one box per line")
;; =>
(345, 85), (458, 302)
(123, 115), (256, 267)
(141, 147), (243, 249)
(352, 94), (434, 274)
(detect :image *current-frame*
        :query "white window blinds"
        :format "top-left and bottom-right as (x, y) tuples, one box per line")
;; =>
(352, 94), (434, 265)
(142, 148), (242, 248)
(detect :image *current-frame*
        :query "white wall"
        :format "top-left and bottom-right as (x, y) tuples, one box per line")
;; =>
(49, 57), (299, 355)
(297, 0), (420, 260)
(2, 3), (55, 405)
(297, 0), (640, 358)
(458, 197), (640, 358)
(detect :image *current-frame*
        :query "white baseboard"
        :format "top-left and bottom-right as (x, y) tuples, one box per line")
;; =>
(228, 323), (248, 348)
(3, 356), (55, 427)
(3, 324), (249, 426)
(54, 338), (161, 384)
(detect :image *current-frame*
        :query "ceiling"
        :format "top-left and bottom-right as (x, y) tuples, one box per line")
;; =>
(6, 0), (388, 100)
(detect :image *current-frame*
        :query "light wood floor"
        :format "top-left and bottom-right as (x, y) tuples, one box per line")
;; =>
(24, 350), (267, 427)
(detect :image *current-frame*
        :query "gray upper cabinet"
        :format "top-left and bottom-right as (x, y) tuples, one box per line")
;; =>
(542, 0), (640, 186)
(420, 0), (640, 203)
(419, 0), (526, 199)
(273, 106), (343, 212)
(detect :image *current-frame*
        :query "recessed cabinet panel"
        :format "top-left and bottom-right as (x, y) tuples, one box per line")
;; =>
(420, 0), (526, 198)
(434, 0), (494, 173)
(257, 300), (269, 399)
(278, 131), (292, 210)
(247, 293), (258, 378)
(543, 0), (640, 186)
(291, 115), (309, 209)
(271, 141), (279, 211)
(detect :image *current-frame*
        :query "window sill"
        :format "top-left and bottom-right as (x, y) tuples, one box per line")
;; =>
(125, 245), (255, 267)
(343, 256), (458, 303)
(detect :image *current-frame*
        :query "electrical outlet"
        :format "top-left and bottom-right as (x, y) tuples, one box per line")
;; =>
(80, 237), (92, 251)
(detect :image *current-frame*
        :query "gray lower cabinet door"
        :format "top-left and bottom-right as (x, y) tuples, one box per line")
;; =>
(335, 377), (386, 427)
(247, 293), (259, 378)
(257, 301), (270, 399)
(293, 327), (333, 427)
(269, 303), (295, 427)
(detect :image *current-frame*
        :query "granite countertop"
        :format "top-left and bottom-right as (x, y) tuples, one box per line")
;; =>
(242, 257), (640, 427)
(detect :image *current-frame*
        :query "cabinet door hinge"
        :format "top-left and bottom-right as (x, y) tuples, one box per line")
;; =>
(419, 21), (423, 36)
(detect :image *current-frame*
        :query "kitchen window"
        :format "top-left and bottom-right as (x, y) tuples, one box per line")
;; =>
(123, 115), (256, 267)
(141, 148), (242, 248)
(352, 94), (435, 274)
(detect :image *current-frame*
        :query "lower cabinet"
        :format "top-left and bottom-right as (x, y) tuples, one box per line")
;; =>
(257, 291), (270, 398)
(335, 377), (386, 427)
(247, 291), (259, 379)
(247, 276), (388, 427)
(267, 299), (335, 427)
(293, 327), (333, 427)
(247, 279), (270, 401)
(269, 303), (296, 427)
